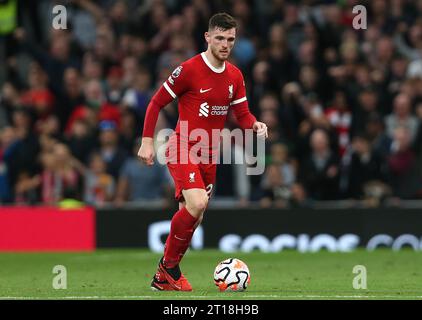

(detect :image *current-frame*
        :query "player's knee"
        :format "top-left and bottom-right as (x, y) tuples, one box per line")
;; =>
(194, 198), (208, 214)
(188, 196), (208, 216)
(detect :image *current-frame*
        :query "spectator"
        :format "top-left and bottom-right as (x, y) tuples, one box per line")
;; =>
(324, 90), (352, 158)
(250, 60), (271, 110)
(35, 115), (62, 138)
(294, 93), (336, 161)
(231, 21), (256, 69)
(259, 142), (298, 207)
(387, 55), (409, 97)
(259, 109), (282, 145)
(82, 52), (104, 82)
(255, 93), (282, 141)
(121, 56), (139, 89)
(258, 93), (280, 115)
(289, 182), (310, 208)
(394, 20), (422, 78)
(351, 88), (380, 136)
(97, 120), (128, 180)
(279, 82), (306, 141)
(6, 108), (40, 193)
(266, 142), (296, 187)
(20, 62), (55, 121)
(267, 23), (296, 90)
(39, 133), (59, 156)
(0, 82), (20, 129)
(121, 67), (152, 118)
(65, 104), (98, 137)
(40, 143), (81, 205)
(64, 0), (101, 50)
(24, 141), (81, 206)
(65, 118), (96, 164)
(84, 79), (119, 120)
(114, 141), (172, 206)
(345, 134), (387, 199)
(365, 112), (393, 160)
(260, 163), (290, 208)
(299, 129), (340, 200)
(57, 67), (86, 130)
(84, 152), (115, 207)
(298, 65), (321, 99)
(385, 93), (419, 143)
(387, 126), (419, 198)
(105, 65), (125, 105)
(119, 109), (141, 155)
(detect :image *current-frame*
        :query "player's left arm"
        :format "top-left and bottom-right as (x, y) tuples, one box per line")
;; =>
(230, 71), (268, 138)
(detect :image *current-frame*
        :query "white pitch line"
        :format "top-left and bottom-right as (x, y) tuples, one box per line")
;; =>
(1, 295), (422, 300)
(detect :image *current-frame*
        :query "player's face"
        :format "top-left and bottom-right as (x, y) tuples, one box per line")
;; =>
(205, 27), (236, 61)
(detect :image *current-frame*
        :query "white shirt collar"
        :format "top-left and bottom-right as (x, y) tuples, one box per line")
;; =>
(201, 52), (225, 73)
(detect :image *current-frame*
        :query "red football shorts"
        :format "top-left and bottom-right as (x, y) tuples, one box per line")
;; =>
(167, 162), (216, 202)
(165, 134), (216, 202)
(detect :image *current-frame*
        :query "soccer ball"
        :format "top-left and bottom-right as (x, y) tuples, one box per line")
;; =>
(213, 258), (251, 292)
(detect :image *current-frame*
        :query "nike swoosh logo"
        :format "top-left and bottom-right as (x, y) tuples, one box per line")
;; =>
(200, 88), (212, 93)
(174, 235), (187, 241)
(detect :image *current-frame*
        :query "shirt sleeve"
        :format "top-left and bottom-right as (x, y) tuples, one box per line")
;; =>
(142, 65), (190, 138)
(162, 64), (190, 99)
(230, 71), (248, 107)
(230, 71), (257, 129)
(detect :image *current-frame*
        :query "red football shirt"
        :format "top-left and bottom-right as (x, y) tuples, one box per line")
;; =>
(143, 52), (256, 160)
(143, 53), (256, 137)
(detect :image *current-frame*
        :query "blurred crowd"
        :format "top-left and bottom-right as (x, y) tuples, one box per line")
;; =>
(0, 0), (422, 209)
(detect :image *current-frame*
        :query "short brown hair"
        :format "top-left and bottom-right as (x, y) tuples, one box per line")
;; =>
(208, 13), (237, 31)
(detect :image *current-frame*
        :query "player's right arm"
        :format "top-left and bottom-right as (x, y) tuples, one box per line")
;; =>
(138, 65), (190, 166)
(138, 84), (174, 166)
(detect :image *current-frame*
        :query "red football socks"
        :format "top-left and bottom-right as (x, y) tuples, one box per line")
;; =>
(164, 207), (198, 268)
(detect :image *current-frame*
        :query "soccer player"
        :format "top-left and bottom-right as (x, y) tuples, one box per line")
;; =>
(138, 12), (268, 291)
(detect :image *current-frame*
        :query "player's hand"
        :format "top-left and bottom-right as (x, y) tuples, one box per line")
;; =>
(138, 137), (155, 166)
(252, 121), (268, 139)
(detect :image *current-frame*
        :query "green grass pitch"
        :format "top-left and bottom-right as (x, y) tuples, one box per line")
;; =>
(0, 249), (421, 300)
